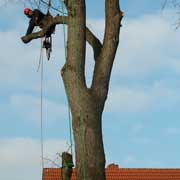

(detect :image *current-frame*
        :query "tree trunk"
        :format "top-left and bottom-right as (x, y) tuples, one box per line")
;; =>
(72, 90), (106, 180)
(62, 80), (106, 180)
(61, 75), (106, 180)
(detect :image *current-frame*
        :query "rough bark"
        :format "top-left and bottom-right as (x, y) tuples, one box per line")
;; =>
(92, 0), (123, 99)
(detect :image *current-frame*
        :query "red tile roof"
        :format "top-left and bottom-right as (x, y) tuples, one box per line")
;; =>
(43, 164), (180, 180)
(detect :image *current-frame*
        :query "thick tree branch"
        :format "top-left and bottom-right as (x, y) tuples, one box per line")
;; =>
(21, 15), (68, 43)
(92, 0), (123, 100)
(21, 15), (102, 60)
(61, 0), (86, 112)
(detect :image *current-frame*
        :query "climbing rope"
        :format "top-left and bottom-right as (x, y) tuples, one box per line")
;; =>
(39, 39), (44, 170)
(37, 39), (43, 72)
(70, 0), (87, 179)
(36, 0), (59, 174)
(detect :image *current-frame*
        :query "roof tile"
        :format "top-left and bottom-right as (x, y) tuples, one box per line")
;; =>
(43, 165), (180, 180)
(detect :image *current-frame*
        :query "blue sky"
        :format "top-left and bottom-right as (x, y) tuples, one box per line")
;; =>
(0, 0), (180, 180)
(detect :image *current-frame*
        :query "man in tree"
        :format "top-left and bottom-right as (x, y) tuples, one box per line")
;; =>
(24, 8), (46, 36)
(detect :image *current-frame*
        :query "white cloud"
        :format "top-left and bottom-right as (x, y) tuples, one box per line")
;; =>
(0, 16), (67, 94)
(105, 81), (180, 113)
(105, 86), (151, 112)
(0, 137), (68, 180)
(0, 19), (69, 126)
(112, 10), (180, 79)
(0, 94), (67, 129)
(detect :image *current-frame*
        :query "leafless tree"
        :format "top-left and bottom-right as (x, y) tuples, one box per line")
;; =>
(21, 1), (123, 180)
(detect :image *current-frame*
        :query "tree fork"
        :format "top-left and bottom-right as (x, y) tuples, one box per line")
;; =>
(62, 1), (123, 179)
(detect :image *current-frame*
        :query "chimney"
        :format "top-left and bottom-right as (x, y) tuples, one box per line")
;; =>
(107, 163), (119, 169)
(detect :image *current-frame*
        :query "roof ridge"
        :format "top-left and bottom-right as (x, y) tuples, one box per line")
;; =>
(118, 168), (180, 170)
(43, 168), (180, 170)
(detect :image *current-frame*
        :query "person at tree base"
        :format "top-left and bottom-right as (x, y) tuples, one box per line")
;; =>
(24, 8), (46, 36)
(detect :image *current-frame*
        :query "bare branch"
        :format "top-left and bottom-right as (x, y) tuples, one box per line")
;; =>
(86, 28), (102, 60)
(91, 0), (123, 98)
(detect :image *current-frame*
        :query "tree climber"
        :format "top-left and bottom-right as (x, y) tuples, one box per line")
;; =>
(23, 8), (56, 60)
(24, 8), (46, 36)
